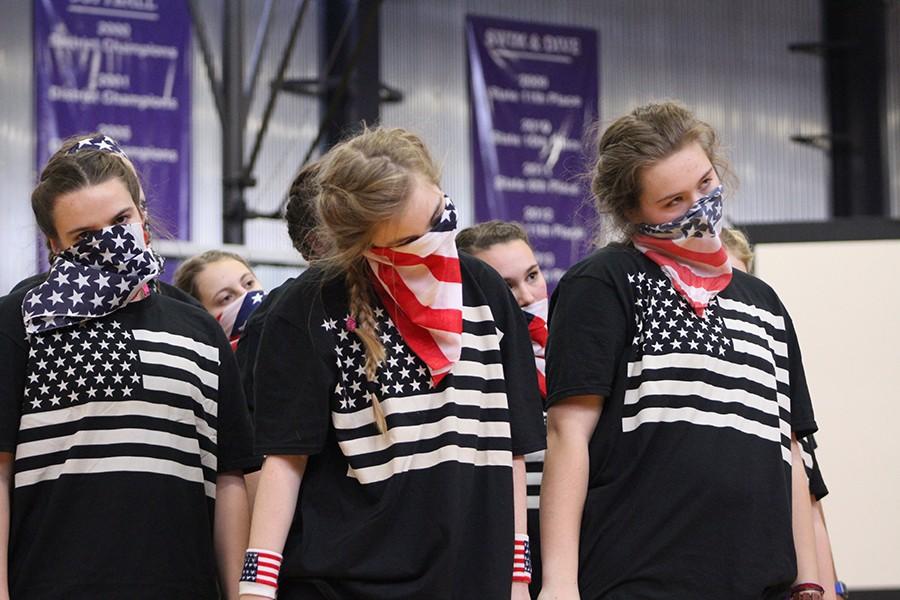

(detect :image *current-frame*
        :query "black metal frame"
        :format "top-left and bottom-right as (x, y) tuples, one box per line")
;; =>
(187, 0), (397, 242)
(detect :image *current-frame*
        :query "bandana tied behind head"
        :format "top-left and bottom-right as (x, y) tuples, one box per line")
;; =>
(521, 298), (548, 399)
(23, 223), (162, 335)
(632, 185), (732, 316)
(218, 290), (266, 351)
(365, 196), (463, 386)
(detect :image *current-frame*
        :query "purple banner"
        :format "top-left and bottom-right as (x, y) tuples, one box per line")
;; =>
(35, 0), (192, 241)
(466, 15), (598, 287)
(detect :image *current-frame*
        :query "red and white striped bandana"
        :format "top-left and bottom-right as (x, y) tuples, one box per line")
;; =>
(632, 186), (732, 316)
(365, 197), (463, 386)
(521, 298), (548, 399)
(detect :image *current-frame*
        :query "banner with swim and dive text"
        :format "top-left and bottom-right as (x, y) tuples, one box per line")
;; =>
(466, 15), (598, 288)
(34, 0), (192, 245)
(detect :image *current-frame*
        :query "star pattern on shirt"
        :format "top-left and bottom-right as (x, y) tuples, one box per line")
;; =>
(24, 320), (141, 413)
(628, 272), (731, 356)
(324, 312), (432, 412)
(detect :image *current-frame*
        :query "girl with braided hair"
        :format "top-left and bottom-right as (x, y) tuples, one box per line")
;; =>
(241, 127), (545, 600)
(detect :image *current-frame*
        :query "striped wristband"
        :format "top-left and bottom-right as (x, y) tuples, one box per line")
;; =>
(512, 533), (532, 584)
(239, 548), (283, 598)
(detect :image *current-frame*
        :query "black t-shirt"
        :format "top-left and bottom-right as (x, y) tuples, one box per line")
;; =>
(234, 276), (297, 416)
(0, 286), (257, 599)
(546, 246), (817, 600)
(254, 255), (546, 599)
(800, 434), (828, 500)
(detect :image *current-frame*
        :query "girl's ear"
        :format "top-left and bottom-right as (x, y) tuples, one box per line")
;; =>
(48, 237), (63, 256)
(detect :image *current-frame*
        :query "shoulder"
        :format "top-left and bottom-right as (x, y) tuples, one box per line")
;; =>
(459, 251), (507, 298)
(562, 244), (647, 282)
(159, 281), (203, 307)
(9, 272), (47, 294)
(720, 269), (788, 316)
(0, 287), (29, 346)
(147, 293), (225, 341)
(268, 268), (335, 327)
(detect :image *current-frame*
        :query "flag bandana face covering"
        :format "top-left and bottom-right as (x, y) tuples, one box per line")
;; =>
(632, 185), (732, 316)
(521, 297), (548, 399)
(365, 196), (463, 387)
(217, 289), (266, 350)
(22, 222), (162, 335)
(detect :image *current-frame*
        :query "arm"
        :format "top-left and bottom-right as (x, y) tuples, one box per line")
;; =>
(239, 454), (308, 600)
(512, 455), (529, 600)
(791, 434), (821, 592)
(215, 471), (251, 600)
(538, 395), (604, 600)
(812, 501), (838, 600)
(0, 453), (11, 600)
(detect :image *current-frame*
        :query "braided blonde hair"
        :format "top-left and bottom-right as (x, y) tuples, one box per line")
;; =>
(314, 127), (440, 433)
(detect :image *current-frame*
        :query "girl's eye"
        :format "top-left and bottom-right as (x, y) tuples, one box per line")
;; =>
(526, 271), (538, 282)
(218, 294), (233, 306)
(243, 278), (257, 290)
(667, 197), (682, 208)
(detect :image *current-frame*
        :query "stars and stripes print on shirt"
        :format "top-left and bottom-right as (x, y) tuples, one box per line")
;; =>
(323, 302), (513, 485)
(16, 317), (221, 497)
(624, 271), (794, 464)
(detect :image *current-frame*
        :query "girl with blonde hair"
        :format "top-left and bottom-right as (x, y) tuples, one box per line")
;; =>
(240, 127), (545, 600)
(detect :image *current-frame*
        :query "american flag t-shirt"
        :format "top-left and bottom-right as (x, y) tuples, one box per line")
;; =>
(623, 270), (793, 464)
(325, 301), (513, 486)
(16, 317), (220, 498)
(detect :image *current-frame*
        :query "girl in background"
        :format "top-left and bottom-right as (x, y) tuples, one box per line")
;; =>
(174, 250), (266, 350)
(240, 127), (544, 600)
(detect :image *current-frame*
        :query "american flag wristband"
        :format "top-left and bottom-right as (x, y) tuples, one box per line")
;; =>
(239, 548), (283, 598)
(512, 533), (532, 584)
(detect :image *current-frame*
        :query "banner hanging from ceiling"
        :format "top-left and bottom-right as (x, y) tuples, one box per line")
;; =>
(466, 15), (598, 287)
(35, 0), (192, 241)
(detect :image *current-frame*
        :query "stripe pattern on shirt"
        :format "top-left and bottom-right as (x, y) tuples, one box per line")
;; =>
(623, 272), (793, 464)
(17, 319), (221, 497)
(325, 304), (513, 485)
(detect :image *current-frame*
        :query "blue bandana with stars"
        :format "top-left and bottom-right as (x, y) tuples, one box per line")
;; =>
(638, 185), (725, 239)
(22, 223), (162, 335)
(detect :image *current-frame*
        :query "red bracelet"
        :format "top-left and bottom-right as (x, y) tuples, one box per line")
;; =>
(512, 533), (532, 584)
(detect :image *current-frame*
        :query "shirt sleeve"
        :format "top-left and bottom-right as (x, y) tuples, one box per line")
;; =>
(0, 296), (27, 453)
(546, 273), (629, 407)
(214, 331), (261, 473)
(481, 266), (546, 457)
(253, 290), (333, 456)
(783, 309), (817, 436)
(799, 435), (828, 500)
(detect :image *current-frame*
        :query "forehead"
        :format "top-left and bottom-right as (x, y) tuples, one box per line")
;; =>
(639, 142), (713, 198)
(52, 178), (136, 223)
(474, 239), (536, 275)
(370, 176), (443, 247)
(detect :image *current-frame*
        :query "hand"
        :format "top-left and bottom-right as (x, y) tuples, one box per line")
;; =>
(537, 582), (580, 600)
(512, 581), (531, 600)
(239, 596), (271, 600)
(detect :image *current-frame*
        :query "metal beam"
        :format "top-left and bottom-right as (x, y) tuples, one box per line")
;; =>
(222, 0), (246, 244)
(823, 0), (888, 217)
